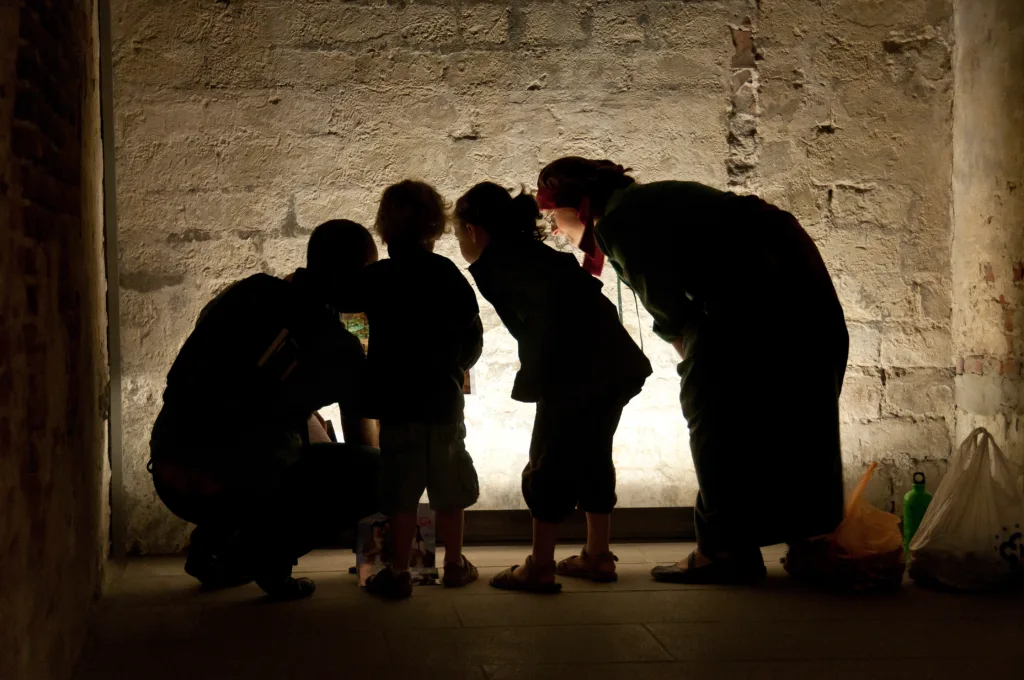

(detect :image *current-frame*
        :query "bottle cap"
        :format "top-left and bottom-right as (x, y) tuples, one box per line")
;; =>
(913, 471), (926, 485)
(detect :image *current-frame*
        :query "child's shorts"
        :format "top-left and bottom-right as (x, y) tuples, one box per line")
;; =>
(378, 421), (479, 514)
(522, 387), (636, 524)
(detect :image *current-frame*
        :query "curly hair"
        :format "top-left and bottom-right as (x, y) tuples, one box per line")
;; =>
(375, 180), (449, 248)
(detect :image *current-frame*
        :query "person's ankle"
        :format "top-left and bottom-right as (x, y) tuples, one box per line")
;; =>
(585, 549), (617, 569)
(444, 555), (465, 568)
(520, 556), (556, 582)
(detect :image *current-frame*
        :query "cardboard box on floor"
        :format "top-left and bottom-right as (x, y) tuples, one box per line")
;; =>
(355, 504), (438, 586)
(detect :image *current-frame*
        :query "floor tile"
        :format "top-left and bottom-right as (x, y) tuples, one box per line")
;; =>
(461, 566), (617, 594)
(90, 595), (463, 647)
(78, 629), (391, 679)
(386, 624), (671, 665)
(102, 574), (264, 607)
(77, 545), (1024, 680)
(463, 546), (537, 568)
(759, 544), (789, 563)
(645, 619), (1024, 661)
(637, 542), (697, 564)
(383, 667), (488, 680)
(560, 543), (651, 564)
(454, 592), (654, 628)
(121, 555), (188, 579)
(293, 548), (357, 573)
(484, 658), (1019, 680)
(601, 563), (734, 592)
(454, 584), (1024, 629)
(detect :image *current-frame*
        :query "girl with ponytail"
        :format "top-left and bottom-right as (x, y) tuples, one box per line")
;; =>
(454, 182), (652, 593)
(536, 156), (850, 586)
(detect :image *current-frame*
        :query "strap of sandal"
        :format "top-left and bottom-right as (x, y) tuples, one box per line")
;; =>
(525, 555), (556, 578)
(579, 549), (619, 563)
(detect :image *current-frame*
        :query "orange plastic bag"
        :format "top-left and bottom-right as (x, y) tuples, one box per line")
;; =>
(833, 462), (904, 557)
(784, 462), (905, 591)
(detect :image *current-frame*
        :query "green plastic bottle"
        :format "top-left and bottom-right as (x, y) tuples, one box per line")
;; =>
(903, 472), (933, 552)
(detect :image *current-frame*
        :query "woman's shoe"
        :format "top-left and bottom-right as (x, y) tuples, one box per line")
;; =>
(650, 549), (766, 584)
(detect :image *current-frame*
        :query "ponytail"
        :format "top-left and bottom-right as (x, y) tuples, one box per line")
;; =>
(455, 182), (546, 242)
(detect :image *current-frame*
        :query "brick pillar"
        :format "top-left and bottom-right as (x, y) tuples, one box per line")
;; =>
(0, 1), (108, 679)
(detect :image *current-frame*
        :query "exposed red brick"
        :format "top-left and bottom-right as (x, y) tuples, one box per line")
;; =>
(731, 68), (752, 93)
(730, 27), (757, 68)
(955, 356), (965, 375)
(1014, 261), (1024, 282)
(1000, 359), (1021, 376)
(983, 262), (995, 282)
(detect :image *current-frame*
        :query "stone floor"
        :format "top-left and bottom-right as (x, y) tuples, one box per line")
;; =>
(76, 543), (1023, 679)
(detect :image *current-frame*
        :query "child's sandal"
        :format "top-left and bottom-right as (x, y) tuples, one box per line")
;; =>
(556, 548), (619, 583)
(489, 556), (563, 594)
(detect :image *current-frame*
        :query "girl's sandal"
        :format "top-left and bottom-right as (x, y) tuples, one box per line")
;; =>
(490, 556), (563, 594)
(556, 548), (619, 583)
(650, 549), (767, 585)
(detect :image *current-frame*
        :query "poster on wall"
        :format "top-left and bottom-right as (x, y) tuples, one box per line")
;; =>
(355, 504), (438, 586)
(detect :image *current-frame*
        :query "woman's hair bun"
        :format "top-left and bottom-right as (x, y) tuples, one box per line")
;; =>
(510, 190), (541, 223)
(455, 182), (546, 242)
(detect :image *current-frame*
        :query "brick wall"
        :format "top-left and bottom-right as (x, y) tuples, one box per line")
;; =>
(113, 0), (956, 551)
(0, 1), (109, 678)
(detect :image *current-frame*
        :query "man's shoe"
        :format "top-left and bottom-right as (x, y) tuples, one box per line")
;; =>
(256, 575), (316, 601)
(184, 533), (252, 590)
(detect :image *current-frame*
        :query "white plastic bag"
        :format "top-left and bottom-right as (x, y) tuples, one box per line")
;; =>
(909, 427), (1024, 590)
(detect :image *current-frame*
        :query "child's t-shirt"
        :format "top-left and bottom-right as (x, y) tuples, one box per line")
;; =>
(361, 247), (483, 424)
(468, 238), (652, 403)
